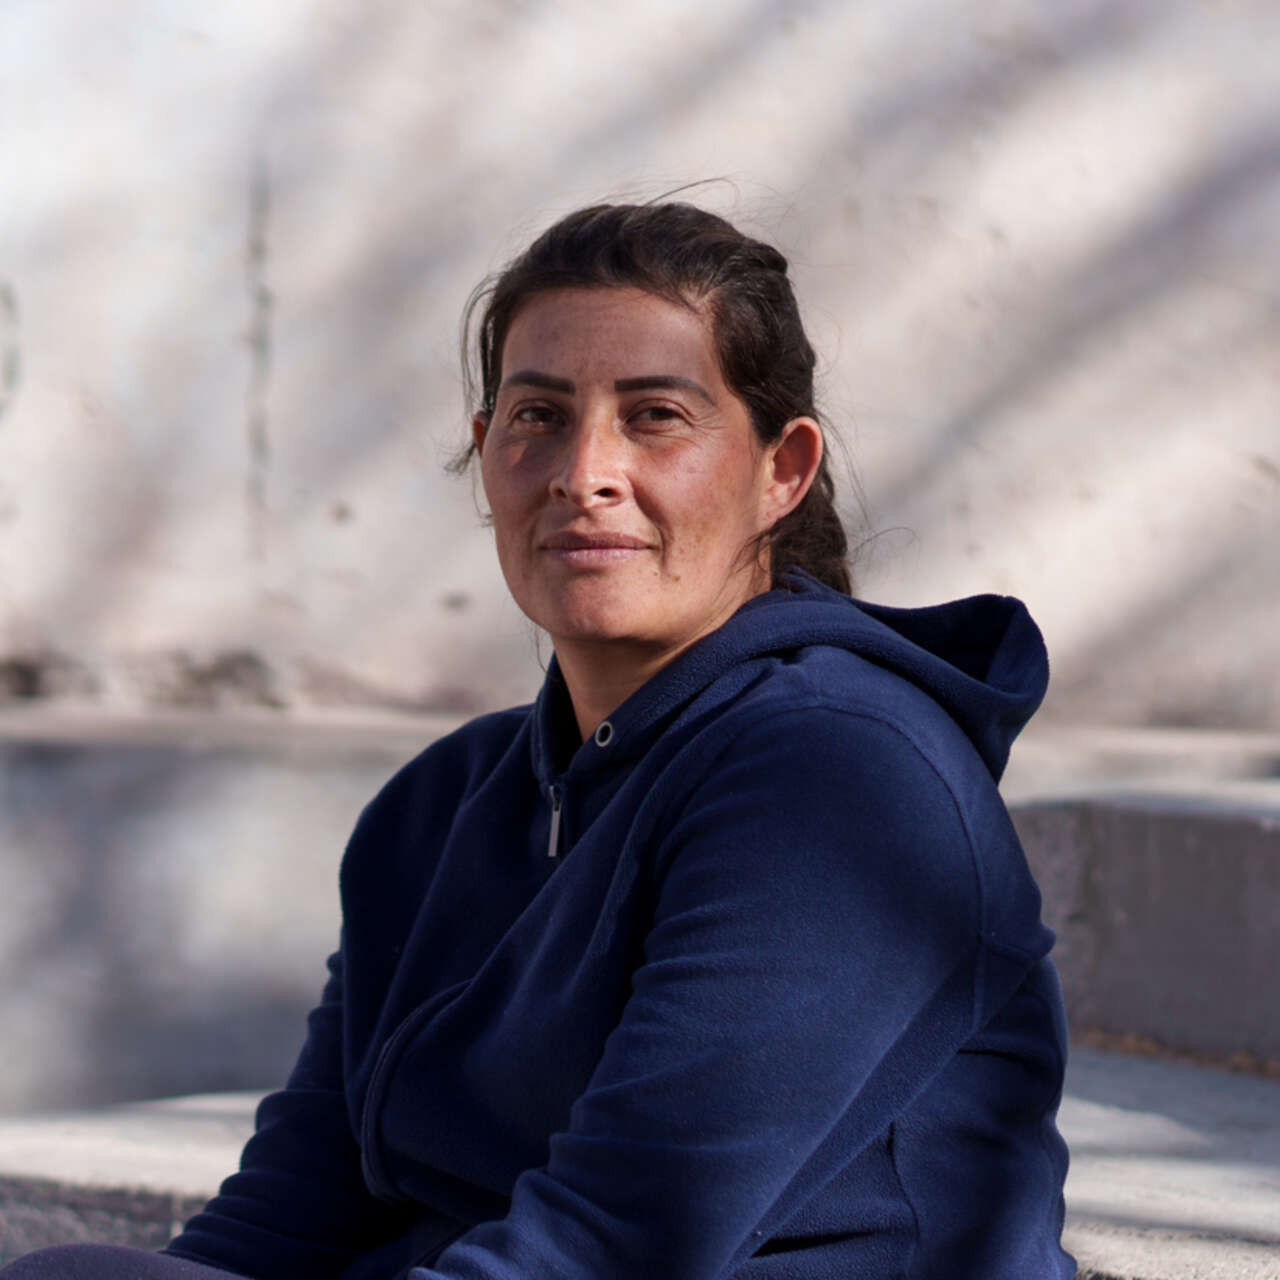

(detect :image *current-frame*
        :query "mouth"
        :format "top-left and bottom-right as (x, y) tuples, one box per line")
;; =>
(539, 529), (653, 565)
(541, 530), (650, 551)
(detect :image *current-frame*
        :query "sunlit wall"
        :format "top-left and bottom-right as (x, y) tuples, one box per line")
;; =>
(1, 0), (1276, 726)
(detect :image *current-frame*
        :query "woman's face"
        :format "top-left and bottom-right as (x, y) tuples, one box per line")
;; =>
(475, 287), (804, 667)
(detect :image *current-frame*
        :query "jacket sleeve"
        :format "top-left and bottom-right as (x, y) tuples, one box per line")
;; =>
(414, 707), (1008, 1280)
(163, 944), (419, 1280)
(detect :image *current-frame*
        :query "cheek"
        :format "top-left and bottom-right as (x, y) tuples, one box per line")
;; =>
(480, 454), (523, 529)
(482, 439), (548, 514)
(658, 471), (760, 563)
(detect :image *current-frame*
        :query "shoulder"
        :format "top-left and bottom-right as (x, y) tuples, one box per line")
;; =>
(645, 676), (988, 982)
(660, 646), (1049, 963)
(651, 646), (1022, 914)
(684, 643), (990, 799)
(673, 681), (974, 851)
(660, 657), (974, 866)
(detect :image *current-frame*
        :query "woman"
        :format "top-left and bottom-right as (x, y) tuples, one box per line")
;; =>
(4, 202), (1075, 1278)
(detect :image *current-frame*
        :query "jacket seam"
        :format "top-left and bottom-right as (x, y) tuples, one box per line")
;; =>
(887, 1119), (922, 1277)
(360, 994), (450, 1201)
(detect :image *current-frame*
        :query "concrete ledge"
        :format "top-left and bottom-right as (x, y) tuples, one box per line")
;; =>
(1012, 792), (1280, 1063)
(0, 710), (444, 1114)
(1002, 725), (1280, 803)
(1, 712), (1277, 1112)
(0, 1092), (255, 1262)
(2, 1050), (1278, 1276)
(0, 1092), (255, 1196)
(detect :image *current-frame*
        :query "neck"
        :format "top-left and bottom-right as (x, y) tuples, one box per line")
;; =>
(551, 565), (775, 743)
(553, 639), (681, 743)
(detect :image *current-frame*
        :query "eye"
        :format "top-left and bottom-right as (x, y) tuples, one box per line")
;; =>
(511, 402), (564, 429)
(629, 403), (686, 430)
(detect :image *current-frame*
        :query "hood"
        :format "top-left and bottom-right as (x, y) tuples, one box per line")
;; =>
(532, 571), (1048, 786)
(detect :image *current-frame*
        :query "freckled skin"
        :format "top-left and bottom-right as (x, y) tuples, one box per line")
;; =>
(474, 286), (820, 733)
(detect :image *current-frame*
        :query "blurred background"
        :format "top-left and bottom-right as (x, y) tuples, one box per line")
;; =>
(0, 0), (1277, 1112)
(2, 0), (1276, 726)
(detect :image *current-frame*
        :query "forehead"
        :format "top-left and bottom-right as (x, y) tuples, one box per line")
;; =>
(500, 287), (721, 381)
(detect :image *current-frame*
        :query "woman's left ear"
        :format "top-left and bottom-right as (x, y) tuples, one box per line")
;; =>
(762, 417), (824, 524)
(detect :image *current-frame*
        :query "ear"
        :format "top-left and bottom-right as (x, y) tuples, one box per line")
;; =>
(760, 417), (823, 526)
(471, 414), (489, 455)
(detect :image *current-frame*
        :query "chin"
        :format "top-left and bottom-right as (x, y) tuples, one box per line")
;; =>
(545, 611), (656, 648)
(528, 581), (658, 644)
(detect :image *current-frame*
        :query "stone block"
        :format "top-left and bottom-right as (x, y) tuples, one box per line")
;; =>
(1013, 795), (1280, 1061)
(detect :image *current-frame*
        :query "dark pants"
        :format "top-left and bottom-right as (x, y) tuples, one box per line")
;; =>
(0, 1247), (244, 1280)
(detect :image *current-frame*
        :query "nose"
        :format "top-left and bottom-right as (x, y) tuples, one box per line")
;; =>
(550, 415), (626, 507)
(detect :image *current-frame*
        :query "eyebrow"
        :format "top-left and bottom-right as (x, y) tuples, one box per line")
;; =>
(614, 375), (715, 404)
(497, 370), (716, 404)
(499, 370), (576, 394)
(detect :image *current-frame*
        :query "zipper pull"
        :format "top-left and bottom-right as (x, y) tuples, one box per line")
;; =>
(547, 784), (563, 859)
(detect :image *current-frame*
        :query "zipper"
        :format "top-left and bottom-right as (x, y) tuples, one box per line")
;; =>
(547, 783), (563, 859)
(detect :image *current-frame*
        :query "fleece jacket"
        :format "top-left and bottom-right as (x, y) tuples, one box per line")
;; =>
(166, 572), (1076, 1280)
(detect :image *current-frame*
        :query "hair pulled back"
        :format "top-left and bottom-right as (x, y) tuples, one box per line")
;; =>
(461, 202), (851, 595)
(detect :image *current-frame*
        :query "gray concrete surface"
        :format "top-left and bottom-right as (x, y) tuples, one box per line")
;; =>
(1061, 1048), (1280, 1279)
(1001, 725), (1280, 805)
(3, 710), (1279, 1114)
(2, 713), (1278, 1274)
(1014, 792), (1280, 1063)
(0, 1094), (252, 1262)
(2, 1048), (1277, 1277)
(0, 708), (451, 1114)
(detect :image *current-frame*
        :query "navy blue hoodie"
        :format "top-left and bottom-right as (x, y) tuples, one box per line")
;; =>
(167, 574), (1075, 1279)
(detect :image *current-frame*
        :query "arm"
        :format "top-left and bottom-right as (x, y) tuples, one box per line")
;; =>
(164, 944), (421, 1280)
(417, 708), (1009, 1280)
(165, 731), (495, 1280)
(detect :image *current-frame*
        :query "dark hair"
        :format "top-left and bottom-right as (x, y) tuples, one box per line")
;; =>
(459, 201), (852, 594)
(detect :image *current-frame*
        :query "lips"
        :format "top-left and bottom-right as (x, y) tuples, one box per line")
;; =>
(538, 529), (653, 568)
(540, 530), (652, 551)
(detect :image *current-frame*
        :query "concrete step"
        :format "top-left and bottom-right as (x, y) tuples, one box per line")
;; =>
(1060, 1048), (1280, 1279)
(1, 1048), (1278, 1277)
(1001, 724), (1280, 804)
(0, 1092), (250, 1261)
(1013, 792), (1280, 1066)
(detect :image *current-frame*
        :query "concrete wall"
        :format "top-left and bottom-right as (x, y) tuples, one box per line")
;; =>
(0, 1), (1277, 727)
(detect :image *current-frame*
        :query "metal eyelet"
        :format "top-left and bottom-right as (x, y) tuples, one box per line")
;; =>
(593, 720), (614, 748)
